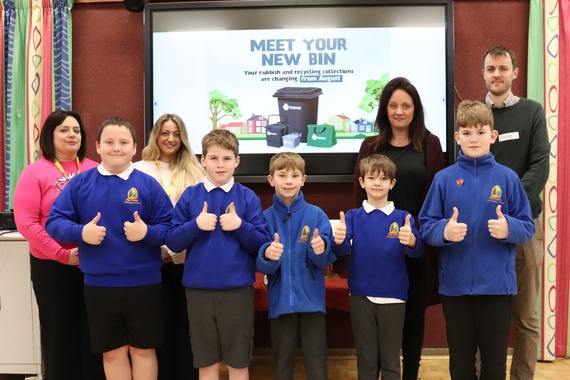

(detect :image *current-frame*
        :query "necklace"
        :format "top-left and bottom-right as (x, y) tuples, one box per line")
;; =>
(155, 160), (173, 197)
(54, 157), (81, 182)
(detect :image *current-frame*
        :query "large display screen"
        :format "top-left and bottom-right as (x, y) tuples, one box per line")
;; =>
(144, 1), (454, 181)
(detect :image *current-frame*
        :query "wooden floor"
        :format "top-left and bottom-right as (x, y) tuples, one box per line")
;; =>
(221, 351), (570, 380)
(1, 353), (568, 379)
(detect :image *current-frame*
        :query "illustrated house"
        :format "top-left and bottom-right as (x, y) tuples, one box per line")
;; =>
(219, 122), (248, 134)
(328, 113), (353, 132)
(354, 118), (374, 133)
(247, 114), (268, 134)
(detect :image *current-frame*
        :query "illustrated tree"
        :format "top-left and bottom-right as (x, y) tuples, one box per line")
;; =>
(358, 73), (390, 113)
(209, 90), (243, 130)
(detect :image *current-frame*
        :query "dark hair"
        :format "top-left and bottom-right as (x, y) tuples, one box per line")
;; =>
(40, 110), (87, 161)
(482, 45), (518, 70)
(371, 77), (428, 152)
(96, 117), (137, 144)
(359, 154), (396, 181)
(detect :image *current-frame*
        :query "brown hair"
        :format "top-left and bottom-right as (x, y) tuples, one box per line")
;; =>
(359, 154), (396, 181)
(455, 101), (494, 131)
(201, 129), (239, 157)
(97, 117), (137, 143)
(371, 77), (429, 153)
(40, 110), (88, 161)
(482, 45), (518, 69)
(269, 152), (306, 176)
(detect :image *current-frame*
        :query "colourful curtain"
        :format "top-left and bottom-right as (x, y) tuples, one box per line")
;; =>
(529, 0), (570, 359)
(557, 0), (570, 358)
(1, 0), (73, 211)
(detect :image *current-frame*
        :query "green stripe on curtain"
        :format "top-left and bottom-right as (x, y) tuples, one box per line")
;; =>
(7, 0), (30, 211)
(3, 0), (73, 209)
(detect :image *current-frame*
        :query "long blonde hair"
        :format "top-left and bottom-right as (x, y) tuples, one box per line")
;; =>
(142, 114), (204, 200)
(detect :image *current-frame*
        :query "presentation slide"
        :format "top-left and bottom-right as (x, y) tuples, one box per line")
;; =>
(152, 26), (446, 155)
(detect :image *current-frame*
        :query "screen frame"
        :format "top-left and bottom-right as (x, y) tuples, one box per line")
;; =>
(144, 0), (455, 183)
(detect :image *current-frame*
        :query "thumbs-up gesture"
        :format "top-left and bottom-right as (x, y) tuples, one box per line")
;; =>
(124, 211), (148, 242)
(334, 211), (346, 245)
(488, 205), (509, 239)
(220, 202), (242, 231)
(265, 233), (283, 261)
(444, 207), (468, 242)
(82, 212), (106, 245)
(196, 202), (217, 231)
(310, 228), (325, 255)
(398, 214), (416, 248)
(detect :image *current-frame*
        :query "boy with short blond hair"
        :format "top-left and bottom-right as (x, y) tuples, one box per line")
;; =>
(166, 129), (271, 380)
(333, 153), (423, 380)
(256, 152), (333, 380)
(419, 100), (535, 379)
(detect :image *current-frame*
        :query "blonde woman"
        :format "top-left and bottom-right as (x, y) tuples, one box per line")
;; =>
(134, 113), (204, 380)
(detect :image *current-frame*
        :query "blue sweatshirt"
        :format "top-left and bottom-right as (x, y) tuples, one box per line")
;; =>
(256, 192), (333, 319)
(332, 202), (424, 301)
(46, 166), (173, 287)
(166, 181), (271, 289)
(419, 151), (535, 296)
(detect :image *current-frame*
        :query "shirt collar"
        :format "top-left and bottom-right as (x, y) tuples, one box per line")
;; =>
(362, 200), (395, 215)
(485, 92), (520, 108)
(203, 176), (234, 193)
(97, 162), (135, 180)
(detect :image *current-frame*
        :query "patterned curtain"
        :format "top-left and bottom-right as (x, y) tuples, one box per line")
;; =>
(1, 0), (73, 211)
(557, 0), (570, 358)
(529, 0), (570, 359)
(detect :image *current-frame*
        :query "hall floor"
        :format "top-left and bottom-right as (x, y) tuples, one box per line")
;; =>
(1, 352), (568, 379)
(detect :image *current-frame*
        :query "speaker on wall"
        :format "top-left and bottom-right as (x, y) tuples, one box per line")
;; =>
(124, 0), (146, 13)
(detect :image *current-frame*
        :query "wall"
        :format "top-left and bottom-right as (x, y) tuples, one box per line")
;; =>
(71, 0), (531, 348)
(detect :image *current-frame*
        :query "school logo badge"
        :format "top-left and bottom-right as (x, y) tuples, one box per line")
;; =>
(456, 179), (464, 187)
(125, 187), (141, 204)
(487, 185), (504, 204)
(387, 222), (399, 238)
(299, 225), (311, 242)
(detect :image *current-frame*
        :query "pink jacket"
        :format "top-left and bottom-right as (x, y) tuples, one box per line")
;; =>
(14, 156), (98, 263)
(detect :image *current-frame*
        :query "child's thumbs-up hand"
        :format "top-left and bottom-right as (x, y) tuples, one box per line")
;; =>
(124, 211), (148, 242)
(82, 212), (106, 245)
(265, 232), (283, 261)
(444, 207), (468, 242)
(488, 205), (509, 239)
(196, 201), (217, 231)
(334, 211), (346, 245)
(220, 202), (242, 231)
(398, 214), (416, 248)
(310, 228), (325, 255)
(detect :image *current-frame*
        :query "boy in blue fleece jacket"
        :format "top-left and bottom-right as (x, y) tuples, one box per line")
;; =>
(419, 101), (535, 380)
(333, 154), (424, 380)
(46, 117), (173, 380)
(165, 129), (270, 380)
(256, 152), (333, 380)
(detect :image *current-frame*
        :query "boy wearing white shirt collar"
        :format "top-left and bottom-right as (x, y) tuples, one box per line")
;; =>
(333, 154), (424, 380)
(166, 129), (271, 380)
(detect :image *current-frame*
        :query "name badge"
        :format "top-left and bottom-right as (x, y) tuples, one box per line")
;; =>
(498, 132), (520, 142)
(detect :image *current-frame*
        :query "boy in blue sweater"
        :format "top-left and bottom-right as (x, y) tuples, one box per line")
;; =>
(419, 101), (535, 380)
(256, 152), (333, 380)
(165, 129), (271, 380)
(333, 154), (424, 380)
(46, 117), (173, 380)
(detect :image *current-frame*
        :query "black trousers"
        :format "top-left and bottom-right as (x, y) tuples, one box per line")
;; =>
(30, 254), (104, 380)
(441, 295), (512, 380)
(271, 312), (328, 380)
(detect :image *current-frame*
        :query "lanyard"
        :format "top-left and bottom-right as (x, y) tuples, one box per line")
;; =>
(54, 157), (80, 181)
(155, 160), (173, 197)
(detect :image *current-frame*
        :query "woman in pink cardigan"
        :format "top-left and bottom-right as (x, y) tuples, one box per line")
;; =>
(14, 110), (104, 380)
